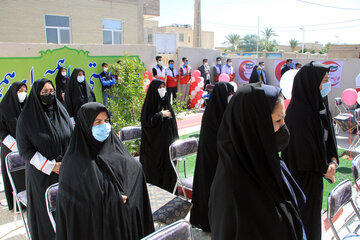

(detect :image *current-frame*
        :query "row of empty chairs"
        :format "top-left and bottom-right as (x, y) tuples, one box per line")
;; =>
(326, 154), (360, 239)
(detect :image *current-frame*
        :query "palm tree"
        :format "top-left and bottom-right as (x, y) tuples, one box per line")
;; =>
(222, 34), (242, 51)
(261, 27), (277, 41)
(289, 39), (299, 51)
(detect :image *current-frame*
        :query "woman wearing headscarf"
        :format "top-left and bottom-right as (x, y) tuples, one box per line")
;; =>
(282, 61), (338, 240)
(190, 82), (235, 232)
(64, 68), (96, 121)
(209, 83), (306, 240)
(0, 82), (27, 210)
(16, 79), (73, 240)
(55, 67), (68, 104)
(140, 79), (179, 192)
(249, 64), (266, 84)
(56, 102), (154, 239)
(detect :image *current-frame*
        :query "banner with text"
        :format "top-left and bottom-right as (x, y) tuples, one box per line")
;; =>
(317, 60), (343, 88)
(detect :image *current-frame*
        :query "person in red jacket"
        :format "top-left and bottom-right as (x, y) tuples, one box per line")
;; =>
(165, 60), (179, 102)
(179, 57), (192, 103)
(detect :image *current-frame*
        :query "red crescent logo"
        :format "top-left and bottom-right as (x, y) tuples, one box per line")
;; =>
(238, 60), (255, 81)
(321, 61), (341, 87)
(275, 60), (286, 82)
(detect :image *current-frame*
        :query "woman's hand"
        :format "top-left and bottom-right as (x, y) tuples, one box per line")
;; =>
(52, 162), (61, 174)
(161, 109), (171, 118)
(122, 195), (128, 204)
(324, 159), (337, 183)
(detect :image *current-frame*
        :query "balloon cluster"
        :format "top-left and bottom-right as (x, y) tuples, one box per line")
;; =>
(342, 88), (359, 106)
(143, 71), (153, 92)
(189, 70), (204, 108)
(219, 73), (230, 82)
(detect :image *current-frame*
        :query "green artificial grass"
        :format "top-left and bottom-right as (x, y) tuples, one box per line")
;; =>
(178, 132), (353, 211)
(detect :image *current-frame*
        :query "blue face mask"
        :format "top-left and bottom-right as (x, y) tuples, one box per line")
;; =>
(77, 75), (85, 83)
(170, 64), (174, 68)
(92, 123), (111, 142)
(185, 61), (189, 65)
(257, 70), (262, 75)
(320, 81), (331, 97)
(289, 62), (294, 68)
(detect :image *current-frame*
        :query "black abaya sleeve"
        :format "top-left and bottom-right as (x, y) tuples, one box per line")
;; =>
(0, 115), (9, 141)
(16, 121), (35, 161)
(64, 86), (74, 117)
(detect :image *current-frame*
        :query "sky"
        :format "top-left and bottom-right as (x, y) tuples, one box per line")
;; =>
(151, 0), (360, 47)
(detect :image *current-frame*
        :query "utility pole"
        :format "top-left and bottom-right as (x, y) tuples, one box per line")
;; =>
(137, 0), (144, 44)
(256, 16), (260, 58)
(193, 0), (201, 48)
(335, 35), (340, 44)
(300, 26), (305, 53)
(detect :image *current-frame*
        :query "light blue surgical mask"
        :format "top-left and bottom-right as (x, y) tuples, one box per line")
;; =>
(321, 81), (331, 97)
(92, 123), (111, 142)
(289, 62), (294, 68)
(170, 64), (174, 68)
(185, 61), (189, 65)
(77, 75), (85, 83)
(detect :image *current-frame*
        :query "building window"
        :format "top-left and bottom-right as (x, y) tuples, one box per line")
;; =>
(148, 34), (153, 43)
(188, 36), (191, 43)
(102, 19), (122, 44)
(179, 33), (184, 42)
(45, 15), (71, 44)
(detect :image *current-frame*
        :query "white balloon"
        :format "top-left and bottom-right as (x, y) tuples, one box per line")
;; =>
(195, 86), (201, 92)
(280, 69), (298, 99)
(191, 90), (196, 96)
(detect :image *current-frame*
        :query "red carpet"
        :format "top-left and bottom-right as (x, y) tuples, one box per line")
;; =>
(177, 114), (203, 130)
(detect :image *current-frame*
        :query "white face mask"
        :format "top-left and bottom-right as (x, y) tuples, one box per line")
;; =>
(158, 88), (166, 98)
(18, 92), (27, 103)
(61, 71), (67, 77)
(228, 62), (233, 66)
(158, 61), (163, 66)
(104, 67), (108, 72)
(217, 61), (221, 65)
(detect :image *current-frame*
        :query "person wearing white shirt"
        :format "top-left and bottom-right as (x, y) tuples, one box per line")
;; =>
(221, 59), (236, 82)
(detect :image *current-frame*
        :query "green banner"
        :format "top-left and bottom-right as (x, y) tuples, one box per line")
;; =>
(0, 46), (140, 102)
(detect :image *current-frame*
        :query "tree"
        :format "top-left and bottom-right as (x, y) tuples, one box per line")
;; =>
(261, 27), (278, 52)
(319, 42), (331, 54)
(240, 34), (259, 52)
(289, 39), (299, 51)
(261, 27), (277, 41)
(107, 53), (146, 133)
(222, 34), (242, 51)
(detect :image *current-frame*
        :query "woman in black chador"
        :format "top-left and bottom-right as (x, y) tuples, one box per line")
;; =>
(64, 68), (96, 121)
(56, 102), (154, 240)
(0, 82), (27, 210)
(282, 61), (338, 240)
(16, 79), (73, 239)
(209, 83), (306, 240)
(190, 82), (235, 232)
(140, 79), (179, 192)
(55, 67), (68, 104)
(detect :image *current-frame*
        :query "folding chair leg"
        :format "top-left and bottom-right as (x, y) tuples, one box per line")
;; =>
(13, 191), (17, 223)
(16, 199), (31, 240)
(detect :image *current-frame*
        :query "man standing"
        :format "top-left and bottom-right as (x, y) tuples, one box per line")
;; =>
(165, 60), (179, 101)
(213, 57), (222, 82)
(152, 56), (166, 81)
(179, 57), (192, 103)
(99, 62), (115, 105)
(198, 59), (211, 87)
(281, 59), (293, 77)
(295, 63), (302, 70)
(221, 58), (235, 82)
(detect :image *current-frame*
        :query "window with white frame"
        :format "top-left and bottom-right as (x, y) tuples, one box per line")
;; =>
(102, 19), (123, 44)
(148, 34), (153, 43)
(179, 33), (184, 42)
(45, 15), (71, 44)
